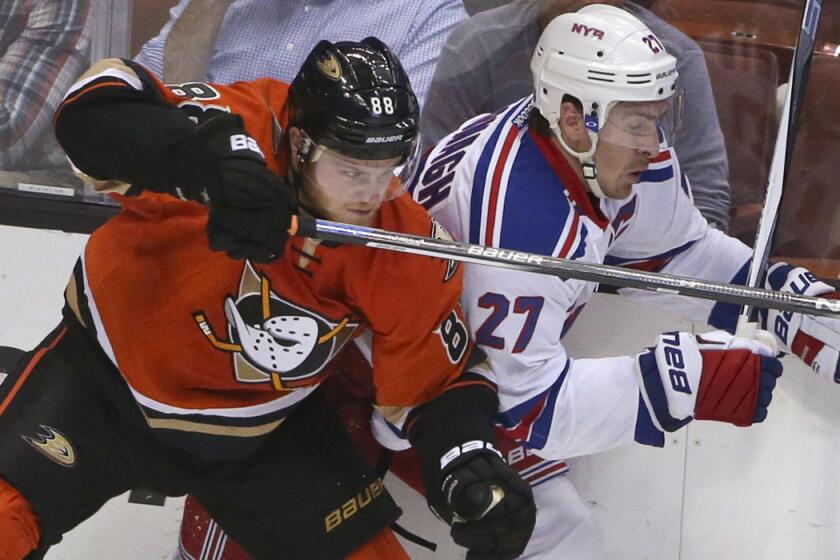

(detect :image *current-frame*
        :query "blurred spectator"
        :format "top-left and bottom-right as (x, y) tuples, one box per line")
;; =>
(463, 0), (511, 14)
(158, 0), (233, 83)
(0, 0), (91, 179)
(422, 0), (732, 231)
(134, 0), (467, 105)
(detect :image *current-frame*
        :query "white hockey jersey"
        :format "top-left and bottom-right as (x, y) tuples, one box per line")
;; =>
(410, 96), (753, 460)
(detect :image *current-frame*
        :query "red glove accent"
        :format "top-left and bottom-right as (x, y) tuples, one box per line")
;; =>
(790, 291), (840, 366)
(792, 331), (826, 366)
(693, 349), (761, 427)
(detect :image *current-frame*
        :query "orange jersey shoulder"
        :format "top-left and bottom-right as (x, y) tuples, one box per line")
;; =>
(344, 195), (471, 406)
(59, 58), (292, 175)
(156, 74), (292, 174)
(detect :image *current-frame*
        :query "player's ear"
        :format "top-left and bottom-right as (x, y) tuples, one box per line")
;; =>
(558, 101), (586, 148)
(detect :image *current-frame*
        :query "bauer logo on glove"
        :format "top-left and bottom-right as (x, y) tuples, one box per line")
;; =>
(637, 330), (783, 432)
(762, 263), (840, 383)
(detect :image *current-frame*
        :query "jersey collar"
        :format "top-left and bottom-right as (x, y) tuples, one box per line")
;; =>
(528, 128), (609, 230)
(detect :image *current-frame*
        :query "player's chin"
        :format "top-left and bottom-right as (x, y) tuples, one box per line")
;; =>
(337, 207), (377, 226)
(606, 179), (634, 200)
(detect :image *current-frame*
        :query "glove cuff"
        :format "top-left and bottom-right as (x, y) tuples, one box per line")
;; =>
(406, 372), (498, 461)
(636, 347), (694, 433)
(170, 113), (265, 203)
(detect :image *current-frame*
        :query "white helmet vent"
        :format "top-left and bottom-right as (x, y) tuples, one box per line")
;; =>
(626, 73), (654, 84)
(531, 4), (679, 110)
(588, 70), (616, 83)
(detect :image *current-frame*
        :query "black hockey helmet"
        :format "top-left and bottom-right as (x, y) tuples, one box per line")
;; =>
(289, 37), (419, 162)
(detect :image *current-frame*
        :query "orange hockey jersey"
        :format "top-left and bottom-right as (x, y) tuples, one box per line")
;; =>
(58, 59), (472, 443)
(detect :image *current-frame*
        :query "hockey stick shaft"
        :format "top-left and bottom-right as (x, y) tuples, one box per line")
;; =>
(739, 0), (823, 326)
(290, 216), (840, 318)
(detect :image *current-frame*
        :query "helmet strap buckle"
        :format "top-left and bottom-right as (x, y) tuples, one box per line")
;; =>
(296, 132), (314, 164)
(552, 125), (607, 199)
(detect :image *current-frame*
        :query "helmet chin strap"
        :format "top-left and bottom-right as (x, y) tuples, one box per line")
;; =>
(550, 125), (607, 199)
(288, 160), (332, 221)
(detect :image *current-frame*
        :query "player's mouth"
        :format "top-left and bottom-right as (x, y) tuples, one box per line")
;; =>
(629, 165), (649, 181)
(346, 206), (376, 217)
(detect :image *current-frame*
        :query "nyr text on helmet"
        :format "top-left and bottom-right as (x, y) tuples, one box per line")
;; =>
(571, 23), (604, 40)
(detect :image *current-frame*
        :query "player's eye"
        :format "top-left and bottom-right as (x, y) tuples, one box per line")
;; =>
(626, 119), (654, 134)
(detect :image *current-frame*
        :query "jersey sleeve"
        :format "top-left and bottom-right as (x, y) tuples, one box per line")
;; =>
(460, 261), (660, 459)
(364, 239), (473, 409)
(54, 58), (192, 190)
(607, 149), (752, 329)
(54, 57), (280, 193)
(390, 198), (657, 458)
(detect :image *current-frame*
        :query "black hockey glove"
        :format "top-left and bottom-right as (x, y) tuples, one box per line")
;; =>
(407, 372), (536, 560)
(429, 442), (536, 560)
(171, 113), (296, 263)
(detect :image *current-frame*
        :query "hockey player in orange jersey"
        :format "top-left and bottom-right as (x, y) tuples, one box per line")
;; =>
(0, 38), (535, 560)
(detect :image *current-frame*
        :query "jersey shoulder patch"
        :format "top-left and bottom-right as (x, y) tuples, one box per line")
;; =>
(430, 218), (459, 282)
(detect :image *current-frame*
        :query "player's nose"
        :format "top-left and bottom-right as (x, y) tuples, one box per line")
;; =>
(352, 189), (385, 205)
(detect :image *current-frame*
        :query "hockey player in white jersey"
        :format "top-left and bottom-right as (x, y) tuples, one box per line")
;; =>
(404, 4), (840, 558)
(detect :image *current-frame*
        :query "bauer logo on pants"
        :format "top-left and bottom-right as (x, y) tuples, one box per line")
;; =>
(324, 479), (385, 533)
(22, 425), (77, 467)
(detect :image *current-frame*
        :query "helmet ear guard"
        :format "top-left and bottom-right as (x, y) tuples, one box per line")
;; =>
(530, 4), (680, 197)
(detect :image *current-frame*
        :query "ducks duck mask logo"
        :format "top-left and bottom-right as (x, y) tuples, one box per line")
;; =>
(194, 263), (359, 390)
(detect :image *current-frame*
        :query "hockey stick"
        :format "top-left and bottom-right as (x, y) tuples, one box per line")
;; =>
(736, 0), (824, 334)
(290, 216), (840, 318)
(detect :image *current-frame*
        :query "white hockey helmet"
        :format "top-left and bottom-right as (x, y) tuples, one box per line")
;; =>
(530, 4), (681, 196)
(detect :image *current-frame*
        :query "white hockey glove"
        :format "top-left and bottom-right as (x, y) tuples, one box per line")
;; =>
(637, 330), (783, 432)
(760, 263), (840, 383)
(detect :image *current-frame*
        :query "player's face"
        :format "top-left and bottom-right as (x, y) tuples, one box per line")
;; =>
(599, 101), (666, 153)
(300, 148), (403, 226)
(592, 101), (667, 198)
(591, 139), (654, 199)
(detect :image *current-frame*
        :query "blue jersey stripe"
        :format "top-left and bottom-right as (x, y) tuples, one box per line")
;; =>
(708, 259), (751, 332)
(604, 239), (697, 266)
(497, 360), (570, 450)
(497, 131), (575, 255)
(569, 222), (588, 260)
(527, 360), (570, 450)
(469, 101), (529, 245)
(639, 165), (674, 183)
